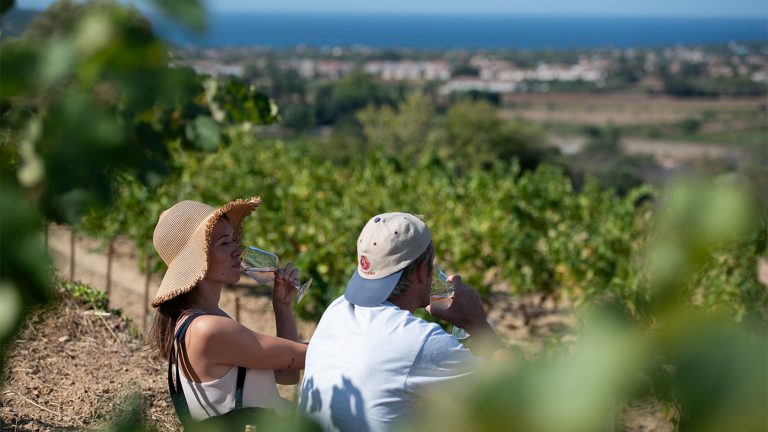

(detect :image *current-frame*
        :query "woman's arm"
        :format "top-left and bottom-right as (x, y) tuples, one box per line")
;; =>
(188, 315), (306, 372)
(272, 303), (301, 384)
(183, 265), (305, 384)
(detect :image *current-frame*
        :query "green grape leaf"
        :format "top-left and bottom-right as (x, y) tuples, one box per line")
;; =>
(186, 115), (220, 151)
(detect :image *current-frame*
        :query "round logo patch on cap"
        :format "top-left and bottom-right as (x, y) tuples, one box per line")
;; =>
(360, 256), (371, 271)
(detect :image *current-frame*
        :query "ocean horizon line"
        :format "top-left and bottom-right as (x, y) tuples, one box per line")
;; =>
(194, 11), (765, 18)
(146, 13), (768, 50)
(146, 11), (768, 21)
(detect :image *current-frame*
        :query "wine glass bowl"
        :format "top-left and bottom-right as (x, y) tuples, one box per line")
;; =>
(429, 266), (468, 340)
(241, 246), (278, 285)
(241, 246), (312, 303)
(429, 268), (453, 310)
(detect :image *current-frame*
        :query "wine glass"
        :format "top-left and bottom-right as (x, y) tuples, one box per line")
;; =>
(240, 246), (312, 303)
(429, 266), (468, 340)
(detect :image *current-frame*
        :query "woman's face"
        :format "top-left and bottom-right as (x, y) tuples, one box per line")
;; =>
(205, 217), (243, 284)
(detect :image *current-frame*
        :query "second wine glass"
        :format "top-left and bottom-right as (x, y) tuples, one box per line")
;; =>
(241, 246), (312, 304)
(429, 266), (468, 340)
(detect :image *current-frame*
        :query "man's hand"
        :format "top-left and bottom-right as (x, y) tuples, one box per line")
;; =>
(427, 274), (505, 358)
(427, 275), (488, 331)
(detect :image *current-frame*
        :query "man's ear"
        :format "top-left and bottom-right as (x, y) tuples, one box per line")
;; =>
(416, 260), (430, 284)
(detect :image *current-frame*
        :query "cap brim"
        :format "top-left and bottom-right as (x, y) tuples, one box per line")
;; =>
(344, 269), (403, 307)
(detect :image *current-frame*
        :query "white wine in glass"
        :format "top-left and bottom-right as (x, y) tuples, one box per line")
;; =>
(244, 266), (276, 285)
(241, 246), (312, 303)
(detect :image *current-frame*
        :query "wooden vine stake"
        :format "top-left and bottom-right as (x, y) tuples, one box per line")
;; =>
(105, 239), (114, 297)
(143, 255), (151, 334)
(69, 230), (76, 281)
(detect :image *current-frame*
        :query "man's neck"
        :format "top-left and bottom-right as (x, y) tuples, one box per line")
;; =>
(390, 295), (418, 313)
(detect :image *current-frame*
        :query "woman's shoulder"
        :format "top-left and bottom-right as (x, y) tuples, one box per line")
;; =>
(184, 314), (241, 342)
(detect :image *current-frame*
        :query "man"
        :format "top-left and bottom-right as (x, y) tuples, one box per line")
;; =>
(298, 212), (505, 431)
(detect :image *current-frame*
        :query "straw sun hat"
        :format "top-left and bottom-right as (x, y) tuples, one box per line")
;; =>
(151, 197), (261, 307)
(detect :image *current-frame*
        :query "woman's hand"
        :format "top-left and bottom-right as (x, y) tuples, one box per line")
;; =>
(273, 263), (299, 307)
(272, 263), (301, 383)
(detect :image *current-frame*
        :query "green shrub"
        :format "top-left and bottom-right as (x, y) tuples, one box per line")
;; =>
(61, 280), (109, 310)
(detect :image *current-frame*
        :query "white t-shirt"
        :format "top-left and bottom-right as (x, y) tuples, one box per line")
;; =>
(298, 296), (478, 432)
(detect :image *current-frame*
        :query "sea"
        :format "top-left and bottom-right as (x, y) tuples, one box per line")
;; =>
(148, 13), (768, 50)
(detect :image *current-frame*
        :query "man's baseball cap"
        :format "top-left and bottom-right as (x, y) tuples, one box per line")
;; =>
(344, 212), (432, 306)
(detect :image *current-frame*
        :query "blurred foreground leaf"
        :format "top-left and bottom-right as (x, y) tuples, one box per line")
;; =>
(410, 176), (766, 432)
(1, 0), (14, 16)
(0, 186), (51, 370)
(0, 0), (273, 381)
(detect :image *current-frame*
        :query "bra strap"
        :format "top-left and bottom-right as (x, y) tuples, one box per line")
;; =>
(235, 366), (246, 409)
(167, 312), (204, 426)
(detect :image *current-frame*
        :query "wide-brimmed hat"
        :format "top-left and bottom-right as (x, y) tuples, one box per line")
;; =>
(151, 197), (261, 307)
(344, 212), (432, 307)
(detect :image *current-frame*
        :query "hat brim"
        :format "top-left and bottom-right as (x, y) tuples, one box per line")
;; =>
(344, 269), (403, 307)
(151, 197), (261, 307)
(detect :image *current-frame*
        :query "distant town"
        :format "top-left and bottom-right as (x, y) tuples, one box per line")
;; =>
(166, 41), (767, 184)
(175, 42), (768, 98)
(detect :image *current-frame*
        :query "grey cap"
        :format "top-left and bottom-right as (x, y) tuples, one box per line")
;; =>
(344, 212), (432, 306)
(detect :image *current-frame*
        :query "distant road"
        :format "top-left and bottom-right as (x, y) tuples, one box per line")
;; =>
(498, 94), (766, 126)
(549, 135), (743, 168)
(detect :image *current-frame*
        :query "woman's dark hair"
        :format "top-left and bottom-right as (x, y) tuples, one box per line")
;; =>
(148, 213), (228, 360)
(149, 290), (195, 360)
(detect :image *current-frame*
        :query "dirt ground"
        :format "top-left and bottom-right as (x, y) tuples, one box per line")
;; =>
(499, 94), (765, 123)
(1, 293), (180, 431)
(0, 225), (715, 431)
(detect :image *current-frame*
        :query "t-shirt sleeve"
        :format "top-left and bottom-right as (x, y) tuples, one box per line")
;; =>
(404, 325), (479, 396)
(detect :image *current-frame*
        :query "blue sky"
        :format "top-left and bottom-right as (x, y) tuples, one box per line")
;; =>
(18, 0), (768, 17)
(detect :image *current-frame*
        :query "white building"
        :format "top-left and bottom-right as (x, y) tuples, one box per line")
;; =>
(364, 61), (451, 82)
(439, 78), (519, 95)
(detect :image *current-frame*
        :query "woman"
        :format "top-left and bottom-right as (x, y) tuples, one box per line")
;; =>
(148, 197), (306, 428)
